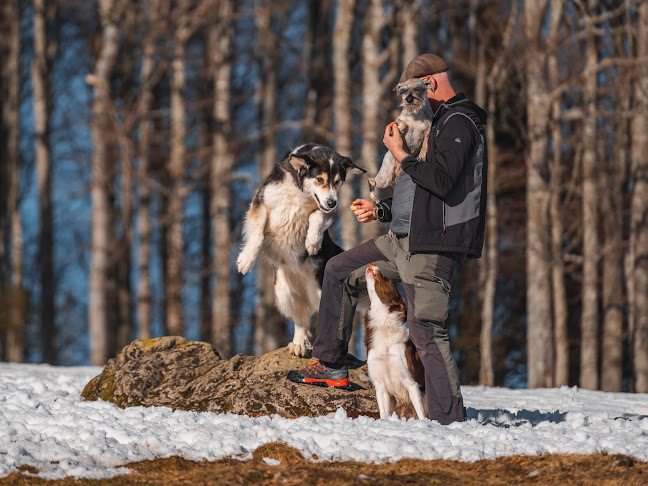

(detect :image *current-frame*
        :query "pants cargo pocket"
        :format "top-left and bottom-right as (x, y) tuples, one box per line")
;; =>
(413, 274), (451, 322)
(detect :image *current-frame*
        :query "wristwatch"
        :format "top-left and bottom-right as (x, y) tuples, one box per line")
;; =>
(376, 204), (386, 221)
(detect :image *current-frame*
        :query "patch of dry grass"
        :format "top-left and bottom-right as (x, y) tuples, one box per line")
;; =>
(2, 442), (646, 485)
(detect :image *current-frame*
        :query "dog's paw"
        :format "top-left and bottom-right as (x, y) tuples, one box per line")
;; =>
(236, 254), (256, 274)
(305, 238), (322, 256)
(287, 339), (311, 357)
(373, 171), (392, 188)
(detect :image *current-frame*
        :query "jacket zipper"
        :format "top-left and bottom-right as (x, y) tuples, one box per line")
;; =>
(442, 203), (447, 236)
(406, 200), (414, 261)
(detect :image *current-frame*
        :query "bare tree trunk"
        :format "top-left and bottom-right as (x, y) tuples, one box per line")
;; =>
(136, 10), (156, 340)
(476, 1), (519, 386)
(1, 0), (24, 362)
(600, 118), (626, 392)
(333, 0), (358, 250)
(475, 36), (493, 386)
(304, 0), (332, 144)
(479, 88), (496, 386)
(165, 11), (191, 337)
(399, 0), (420, 66)
(116, 151), (133, 352)
(548, 93), (569, 388)
(548, 0), (568, 387)
(599, 20), (630, 391)
(199, 71), (211, 344)
(201, 185), (211, 344)
(255, 1), (285, 354)
(361, 0), (385, 242)
(88, 0), (121, 365)
(525, 0), (554, 388)
(33, 0), (57, 364)
(578, 0), (600, 391)
(209, 0), (234, 358)
(630, 2), (648, 393)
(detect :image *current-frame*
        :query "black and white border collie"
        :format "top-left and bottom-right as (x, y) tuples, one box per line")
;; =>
(236, 144), (365, 356)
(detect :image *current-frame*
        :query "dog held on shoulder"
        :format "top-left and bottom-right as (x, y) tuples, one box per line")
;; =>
(365, 263), (427, 419)
(368, 78), (434, 204)
(236, 144), (365, 357)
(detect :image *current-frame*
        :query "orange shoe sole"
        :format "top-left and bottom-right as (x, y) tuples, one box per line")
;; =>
(304, 377), (349, 387)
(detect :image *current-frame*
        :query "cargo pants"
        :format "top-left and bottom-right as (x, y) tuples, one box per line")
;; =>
(312, 232), (466, 424)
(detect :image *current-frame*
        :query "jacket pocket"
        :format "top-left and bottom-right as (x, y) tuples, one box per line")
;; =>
(413, 274), (451, 322)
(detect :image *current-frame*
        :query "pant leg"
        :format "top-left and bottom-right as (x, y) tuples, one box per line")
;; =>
(312, 238), (388, 363)
(403, 282), (465, 424)
(374, 236), (465, 424)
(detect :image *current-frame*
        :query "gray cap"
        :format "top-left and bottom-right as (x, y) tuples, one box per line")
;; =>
(399, 54), (449, 83)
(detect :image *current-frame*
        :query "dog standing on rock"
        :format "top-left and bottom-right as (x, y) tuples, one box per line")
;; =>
(236, 144), (365, 357)
(368, 78), (434, 203)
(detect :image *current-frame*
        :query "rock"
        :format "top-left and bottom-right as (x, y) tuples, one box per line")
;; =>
(82, 336), (379, 418)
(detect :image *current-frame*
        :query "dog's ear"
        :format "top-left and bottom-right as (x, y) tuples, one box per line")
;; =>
(393, 82), (405, 94)
(341, 156), (366, 174)
(424, 79), (436, 93)
(289, 155), (309, 172)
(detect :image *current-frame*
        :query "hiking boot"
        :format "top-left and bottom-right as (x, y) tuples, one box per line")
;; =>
(287, 360), (349, 388)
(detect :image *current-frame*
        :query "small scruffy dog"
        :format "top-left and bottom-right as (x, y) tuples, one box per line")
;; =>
(368, 78), (434, 203)
(364, 263), (427, 420)
(236, 144), (365, 357)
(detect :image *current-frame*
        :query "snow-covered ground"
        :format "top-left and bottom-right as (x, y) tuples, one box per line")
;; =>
(1, 362), (647, 480)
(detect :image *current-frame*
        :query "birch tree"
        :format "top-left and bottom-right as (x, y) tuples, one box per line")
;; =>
(524, 0), (554, 388)
(209, 0), (234, 358)
(165, 4), (192, 337)
(254, 1), (285, 354)
(88, 0), (121, 365)
(303, 0), (333, 145)
(398, 0), (420, 66)
(578, 0), (600, 391)
(0, 0), (24, 362)
(333, 0), (358, 250)
(548, 0), (568, 387)
(33, 0), (57, 364)
(479, 3), (517, 386)
(630, 1), (648, 393)
(600, 8), (631, 392)
(135, 1), (161, 340)
(361, 0), (396, 242)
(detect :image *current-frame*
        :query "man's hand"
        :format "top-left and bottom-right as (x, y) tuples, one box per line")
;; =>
(350, 199), (377, 223)
(383, 121), (410, 162)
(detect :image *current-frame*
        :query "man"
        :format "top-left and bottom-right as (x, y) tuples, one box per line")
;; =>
(288, 54), (488, 425)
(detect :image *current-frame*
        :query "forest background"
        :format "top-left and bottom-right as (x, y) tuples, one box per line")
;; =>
(0, 0), (647, 393)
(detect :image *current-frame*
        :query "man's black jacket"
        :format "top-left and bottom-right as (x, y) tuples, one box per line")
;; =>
(380, 92), (488, 258)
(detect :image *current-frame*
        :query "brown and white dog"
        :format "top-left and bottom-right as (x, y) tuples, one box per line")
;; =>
(364, 263), (427, 420)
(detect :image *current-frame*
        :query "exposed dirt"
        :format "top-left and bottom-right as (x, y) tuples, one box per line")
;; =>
(2, 443), (646, 485)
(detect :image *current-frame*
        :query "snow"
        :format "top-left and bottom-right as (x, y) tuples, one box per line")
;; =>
(1, 362), (647, 480)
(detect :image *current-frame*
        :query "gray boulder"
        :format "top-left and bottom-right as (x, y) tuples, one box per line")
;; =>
(82, 336), (379, 418)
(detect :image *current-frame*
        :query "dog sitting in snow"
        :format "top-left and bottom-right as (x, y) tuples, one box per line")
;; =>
(368, 78), (434, 203)
(236, 144), (365, 357)
(364, 263), (427, 420)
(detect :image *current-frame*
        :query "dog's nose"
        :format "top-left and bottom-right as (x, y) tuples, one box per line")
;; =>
(326, 199), (337, 209)
(406, 94), (414, 103)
